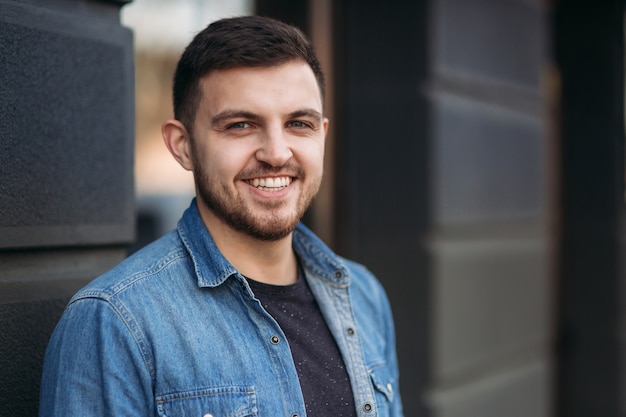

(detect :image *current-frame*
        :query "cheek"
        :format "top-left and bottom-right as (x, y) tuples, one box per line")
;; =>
(202, 144), (250, 176)
(303, 141), (325, 173)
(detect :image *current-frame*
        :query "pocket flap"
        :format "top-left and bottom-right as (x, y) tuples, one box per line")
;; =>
(156, 385), (257, 417)
(369, 367), (395, 403)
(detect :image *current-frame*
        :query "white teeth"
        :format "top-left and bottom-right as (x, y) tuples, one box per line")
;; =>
(247, 176), (292, 190)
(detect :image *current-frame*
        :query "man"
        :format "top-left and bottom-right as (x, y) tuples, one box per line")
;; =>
(39, 15), (403, 417)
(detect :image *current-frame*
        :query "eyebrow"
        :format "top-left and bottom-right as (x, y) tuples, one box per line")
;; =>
(211, 110), (259, 127)
(287, 109), (323, 120)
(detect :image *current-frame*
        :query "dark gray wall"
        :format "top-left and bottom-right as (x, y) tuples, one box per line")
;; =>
(0, 0), (134, 415)
(554, 2), (625, 416)
(426, 2), (550, 415)
(331, 1), (550, 416)
(330, 1), (626, 416)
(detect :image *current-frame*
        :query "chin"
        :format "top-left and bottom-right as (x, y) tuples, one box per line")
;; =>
(252, 216), (300, 240)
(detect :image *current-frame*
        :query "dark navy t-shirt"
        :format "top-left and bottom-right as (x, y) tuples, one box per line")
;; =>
(247, 275), (357, 417)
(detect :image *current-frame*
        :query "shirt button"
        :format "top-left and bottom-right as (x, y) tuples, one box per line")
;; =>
(292, 414), (299, 417)
(363, 402), (373, 413)
(270, 335), (280, 344)
(334, 270), (344, 279)
(346, 327), (355, 336)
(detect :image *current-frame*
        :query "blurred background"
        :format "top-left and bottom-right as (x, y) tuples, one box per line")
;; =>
(1, 1), (624, 417)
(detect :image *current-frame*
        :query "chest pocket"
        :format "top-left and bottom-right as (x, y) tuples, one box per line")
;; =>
(156, 386), (257, 417)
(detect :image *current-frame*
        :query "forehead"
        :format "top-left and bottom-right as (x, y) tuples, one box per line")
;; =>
(197, 61), (323, 114)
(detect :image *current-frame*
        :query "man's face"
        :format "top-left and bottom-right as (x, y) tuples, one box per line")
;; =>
(189, 60), (328, 241)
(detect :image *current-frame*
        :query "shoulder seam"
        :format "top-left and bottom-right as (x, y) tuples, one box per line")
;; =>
(72, 249), (190, 303)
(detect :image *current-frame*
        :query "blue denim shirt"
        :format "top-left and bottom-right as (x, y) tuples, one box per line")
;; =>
(39, 200), (403, 417)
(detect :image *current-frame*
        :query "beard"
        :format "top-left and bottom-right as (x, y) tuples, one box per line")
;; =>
(192, 158), (320, 241)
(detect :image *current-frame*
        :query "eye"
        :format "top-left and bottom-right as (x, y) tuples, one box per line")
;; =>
(227, 121), (253, 130)
(287, 120), (312, 129)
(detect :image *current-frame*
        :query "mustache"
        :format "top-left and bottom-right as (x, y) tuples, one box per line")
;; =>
(235, 163), (304, 180)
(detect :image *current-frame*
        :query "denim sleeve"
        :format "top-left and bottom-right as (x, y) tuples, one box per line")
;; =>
(39, 297), (154, 417)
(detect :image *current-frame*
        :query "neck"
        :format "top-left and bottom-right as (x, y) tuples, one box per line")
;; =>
(198, 204), (299, 286)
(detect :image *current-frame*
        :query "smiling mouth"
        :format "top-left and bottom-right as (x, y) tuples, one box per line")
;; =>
(245, 176), (293, 191)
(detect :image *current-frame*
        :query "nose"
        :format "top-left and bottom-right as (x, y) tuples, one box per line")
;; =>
(255, 126), (293, 167)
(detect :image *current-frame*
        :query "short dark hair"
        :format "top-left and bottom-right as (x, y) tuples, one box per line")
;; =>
(172, 15), (326, 131)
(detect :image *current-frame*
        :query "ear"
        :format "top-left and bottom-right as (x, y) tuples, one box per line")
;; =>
(323, 117), (330, 137)
(162, 119), (194, 171)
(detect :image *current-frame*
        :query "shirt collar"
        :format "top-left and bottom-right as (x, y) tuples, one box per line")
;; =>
(177, 199), (238, 288)
(177, 198), (350, 288)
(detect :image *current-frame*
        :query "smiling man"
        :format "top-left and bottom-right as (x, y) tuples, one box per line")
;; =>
(39, 16), (403, 417)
